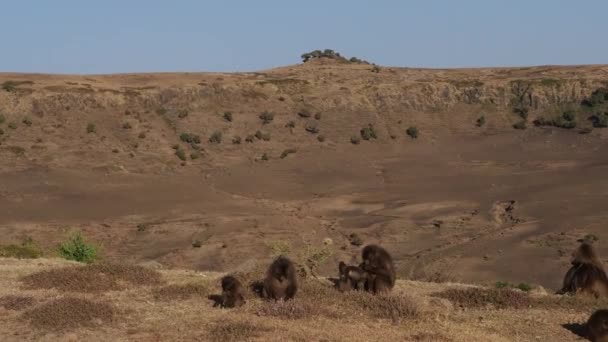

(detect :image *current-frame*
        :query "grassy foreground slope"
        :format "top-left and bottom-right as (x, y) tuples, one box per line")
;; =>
(0, 258), (602, 341)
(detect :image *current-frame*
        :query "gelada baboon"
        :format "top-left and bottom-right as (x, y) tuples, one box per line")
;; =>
(588, 309), (608, 342)
(262, 256), (298, 300)
(220, 275), (245, 308)
(360, 244), (396, 294)
(558, 241), (608, 298)
(337, 261), (369, 292)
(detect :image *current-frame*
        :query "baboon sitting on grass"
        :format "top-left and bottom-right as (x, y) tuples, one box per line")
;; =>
(558, 240), (608, 298)
(262, 256), (298, 300)
(209, 275), (246, 308)
(588, 309), (608, 342)
(360, 244), (396, 294)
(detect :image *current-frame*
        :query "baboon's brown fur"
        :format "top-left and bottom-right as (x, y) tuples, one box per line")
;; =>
(219, 275), (245, 308)
(558, 241), (608, 298)
(337, 261), (369, 292)
(588, 309), (608, 342)
(262, 256), (298, 300)
(360, 245), (396, 294)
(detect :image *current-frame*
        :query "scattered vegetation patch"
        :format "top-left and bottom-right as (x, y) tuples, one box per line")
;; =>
(533, 111), (577, 129)
(350, 135), (361, 145)
(8, 122), (17, 129)
(371, 65), (381, 73)
(256, 299), (318, 320)
(245, 135), (255, 143)
(223, 111), (233, 122)
(280, 148), (297, 159)
(476, 115), (486, 127)
(349, 233), (363, 246)
(301, 49), (347, 63)
(177, 110), (189, 119)
(348, 292), (420, 321)
(360, 124), (377, 140)
(180, 132), (201, 144)
(21, 263), (164, 293)
(513, 106), (529, 120)
(138, 132), (146, 139)
(58, 232), (98, 263)
(23, 297), (115, 331)
(495, 281), (532, 292)
(435, 287), (531, 309)
(0, 295), (35, 311)
(266, 240), (291, 257)
(297, 109), (312, 118)
(232, 136), (242, 144)
(590, 113), (608, 128)
(175, 148), (187, 161)
(153, 283), (211, 301)
(1, 80), (32, 92)
(254, 130), (271, 141)
(513, 121), (527, 130)
(582, 88), (608, 108)
(209, 131), (223, 144)
(156, 107), (167, 115)
(22, 117), (33, 127)
(208, 320), (268, 342)
(314, 113), (322, 120)
(260, 153), (269, 161)
(317, 135), (325, 142)
(305, 122), (320, 134)
(190, 152), (200, 160)
(0, 238), (42, 259)
(259, 111), (274, 124)
(0, 114), (5, 124)
(285, 120), (296, 128)
(406, 126), (419, 139)
(86, 123), (96, 134)
(122, 122), (132, 130)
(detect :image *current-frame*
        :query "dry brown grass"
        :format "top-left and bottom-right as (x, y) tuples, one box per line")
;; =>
(409, 332), (454, 341)
(0, 295), (36, 311)
(20, 263), (164, 293)
(153, 282), (212, 301)
(434, 287), (531, 309)
(208, 320), (270, 342)
(347, 291), (421, 321)
(255, 299), (319, 320)
(23, 297), (115, 331)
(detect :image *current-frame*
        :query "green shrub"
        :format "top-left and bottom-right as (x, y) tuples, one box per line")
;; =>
(180, 133), (201, 144)
(535, 112), (578, 129)
(175, 148), (187, 161)
(223, 112), (233, 122)
(562, 110), (576, 122)
(495, 281), (510, 289)
(516, 283), (532, 292)
(259, 111), (274, 124)
(280, 148), (297, 159)
(58, 232), (98, 263)
(406, 126), (419, 139)
(177, 110), (189, 119)
(360, 125), (377, 140)
(22, 117), (32, 127)
(350, 136), (361, 145)
(122, 122), (132, 129)
(8, 122), (17, 130)
(190, 152), (200, 160)
(513, 106), (529, 119)
(476, 116), (486, 127)
(232, 136), (242, 144)
(513, 121), (527, 130)
(2, 81), (17, 92)
(86, 123), (96, 134)
(582, 88), (608, 107)
(209, 131), (223, 144)
(0, 114), (5, 124)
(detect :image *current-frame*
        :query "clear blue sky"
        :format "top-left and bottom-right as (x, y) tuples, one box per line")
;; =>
(1, 0), (606, 74)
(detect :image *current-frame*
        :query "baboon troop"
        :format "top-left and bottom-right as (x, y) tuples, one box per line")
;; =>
(337, 244), (395, 294)
(558, 240), (608, 298)
(588, 309), (608, 342)
(262, 255), (298, 300)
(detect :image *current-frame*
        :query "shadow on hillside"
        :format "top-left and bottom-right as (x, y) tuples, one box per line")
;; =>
(561, 323), (588, 340)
